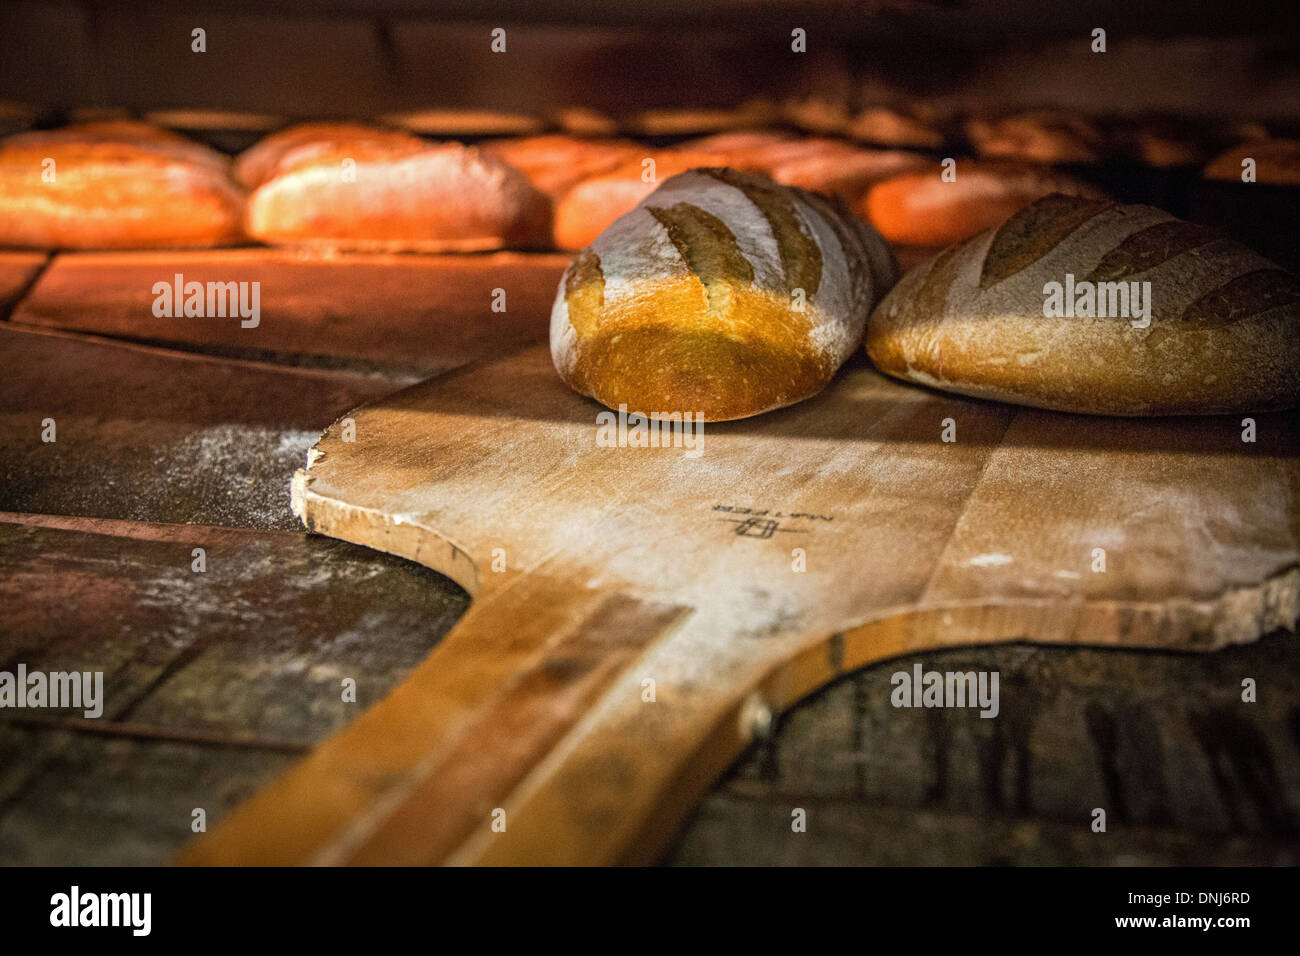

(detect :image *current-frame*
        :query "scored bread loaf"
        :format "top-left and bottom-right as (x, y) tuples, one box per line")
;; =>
(857, 160), (1106, 246)
(866, 193), (1300, 415)
(551, 167), (898, 421)
(0, 124), (245, 249)
(244, 138), (550, 252)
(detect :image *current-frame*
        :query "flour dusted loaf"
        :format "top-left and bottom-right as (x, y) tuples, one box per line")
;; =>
(245, 138), (550, 252)
(866, 194), (1300, 415)
(551, 168), (898, 421)
(0, 122), (245, 249)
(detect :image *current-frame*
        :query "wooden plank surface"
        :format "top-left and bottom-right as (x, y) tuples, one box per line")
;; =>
(668, 631), (1300, 865)
(10, 250), (568, 376)
(183, 343), (1299, 865)
(0, 324), (399, 530)
(0, 251), (47, 318)
(0, 512), (468, 865)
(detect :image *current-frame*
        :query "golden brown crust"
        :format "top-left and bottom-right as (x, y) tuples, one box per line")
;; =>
(1204, 138), (1300, 185)
(781, 96), (853, 136)
(857, 161), (1107, 246)
(6, 121), (233, 173)
(233, 122), (423, 189)
(377, 109), (544, 137)
(479, 135), (645, 203)
(625, 99), (777, 136)
(244, 139), (550, 252)
(145, 110), (284, 133)
(565, 279), (832, 419)
(966, 111), (1104, 165)
(0, 134), (245, 249)
(674, 132), (928, 201)
(551, 151), (729, 250)
(552, 168), (896, 421)
(1106, 117), (1209, 168)
(846, 106), (945, 150)
(550, 107), (619, 137)
(866, 195), (1300, 416)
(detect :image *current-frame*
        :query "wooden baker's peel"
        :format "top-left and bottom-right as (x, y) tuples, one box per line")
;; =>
(181, 344), (1300, 865)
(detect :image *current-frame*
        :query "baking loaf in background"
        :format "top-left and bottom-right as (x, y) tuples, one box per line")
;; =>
(233, 121), (424, 188)
(479, 134), (644, 203)
(625, 99), (776, 136)
(1107, 116), (1209, 168)
(244, 138), (549, 252)
(857, 160), (1107, 246)
(966, 111), (1104, 165)
(377, 109), (544, 138)
(866, 194), (1300, 415)
(0, 123), (245, 249)
(552, 167), (898, 421)
(846, 105), (946, 150)
(1204, 138), (1300, 185)
(7, 120), (234, 173)
(551, 150), (729, 250)
(678, 133), (928, 201)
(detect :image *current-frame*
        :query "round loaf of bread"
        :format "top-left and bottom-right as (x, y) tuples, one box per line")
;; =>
(866, 193), (1300, 415)
(551, 167), (898, 421)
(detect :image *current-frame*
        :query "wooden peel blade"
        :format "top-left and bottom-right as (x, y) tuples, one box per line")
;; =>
(179, 345), (1300, 865)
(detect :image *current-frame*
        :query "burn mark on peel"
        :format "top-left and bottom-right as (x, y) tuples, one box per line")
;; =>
(1084, 220), (1221, 283)
(704, 168), (823, 296)
(646, 202), (753, 313)
(980, 194), (1113, 290)
(564, 247), (605, 336)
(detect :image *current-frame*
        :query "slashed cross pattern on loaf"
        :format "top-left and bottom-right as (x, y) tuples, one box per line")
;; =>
(183, 344), (1300, 866)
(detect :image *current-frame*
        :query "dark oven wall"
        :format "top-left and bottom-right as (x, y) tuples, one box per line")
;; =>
(1, 0), (1297, 123)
